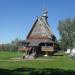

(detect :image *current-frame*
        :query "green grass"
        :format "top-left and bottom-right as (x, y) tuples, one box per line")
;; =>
(0, 51), (75, 75)
(0, 51), (22, 60)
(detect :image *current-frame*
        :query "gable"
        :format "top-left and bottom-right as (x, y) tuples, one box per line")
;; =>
(27, 17), (53, 40)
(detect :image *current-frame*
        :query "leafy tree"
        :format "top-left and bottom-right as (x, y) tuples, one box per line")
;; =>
(58, 19), (75, 50)
(11, 37), (21, 51)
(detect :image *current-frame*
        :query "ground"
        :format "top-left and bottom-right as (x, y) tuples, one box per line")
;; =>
(0, 51), (75, 75)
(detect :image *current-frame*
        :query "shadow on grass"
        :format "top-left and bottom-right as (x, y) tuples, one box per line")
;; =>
(52, 54), (64, 56)
(0, 68), (75, 75)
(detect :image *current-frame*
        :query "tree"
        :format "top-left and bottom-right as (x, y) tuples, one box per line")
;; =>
(11, 37), (21, 51)
(58, 19), (75, 50)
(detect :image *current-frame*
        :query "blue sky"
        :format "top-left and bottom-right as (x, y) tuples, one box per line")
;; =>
(0, 0), (75, 44)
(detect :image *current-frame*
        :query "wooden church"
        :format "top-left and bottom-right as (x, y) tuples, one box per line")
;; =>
(19, 10), (57, 57)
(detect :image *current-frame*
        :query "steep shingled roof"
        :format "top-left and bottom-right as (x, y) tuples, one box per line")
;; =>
(27, 16), (53, 40)
(26, 10), (56, 47)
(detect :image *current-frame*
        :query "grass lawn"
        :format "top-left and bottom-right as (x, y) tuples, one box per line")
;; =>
(0, 51), (75, 75)
(0, 51), (22, 60)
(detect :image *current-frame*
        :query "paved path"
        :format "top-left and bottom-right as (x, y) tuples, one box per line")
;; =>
(0, 59), (53, 61)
